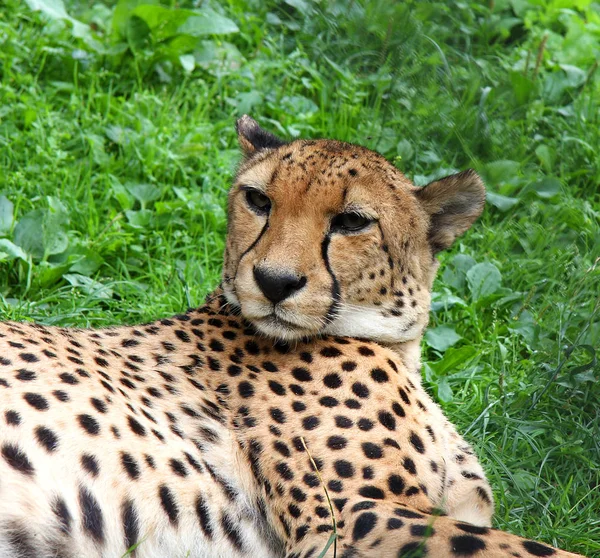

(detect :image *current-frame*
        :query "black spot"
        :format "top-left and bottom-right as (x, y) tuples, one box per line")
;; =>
(35, 426), (59, 452)
(327, 436), (347, 450)
(121, 452), (140, 479)
(78, 414), (100, 435)
(378, 411), (396, 431)
(81, 454), (100, 477)
(290, 487), (307, 502)
(222, 512), (245, 551)
(358, 346), (375, 357)
(52, 497), (71, 534)
(398, 541), (427, 557)
(351, 501), (376, 512)
(159, 485), (179, 524)
(362, 442), (383, 459)
(324, 373), (342, 388)
(238, 381), (255, 398)
(352, 382), (369, 398)
(270, 408), (287, 424)
(80, 487), (104, 543)
(170, 458), (188, 477)
(358, 418), (374, 431)
(411, 524), (435, 537)
(388, 474), (405, 495)
(450, 535), (486, 555)
(334, 460), (355, 478)
(522, 541), (557, 557)
(274, 441), (291, 457)
(24, 392), (49, 411)
(328, 480), (343, 492)
(321, 346), (342, 358)
(90, 397), (108, 413)
(319, 396), (339, 407)
(127, 415), (146, 436)
(292, 367), (312, 382)
(403, 457), (417, 475)
(95, 356), (109, 367)
(455, 523), (489, 535)
(392, 402), (406, 417)
(292, 401), (307, 412)
(358, 486), (384, 499)
(394, 508), (424, 519)
(387, 517), (404, 530)
(304, 473), (320, 488)
(409, 432), (425, 454)
(370, 368), (389, 383)
(276, 462), (294, 480)
(2, 443), (34, 475)
(196, 495), (214, 539)
(477, 486), (492, 505)
(300, 352), (313, 363)
(268, 380), (286, 396)
(352, 512), (377, 542)
(302, 416), (320, 430)
(335, 415), (353, 428)
(19, 352), (39, 363)
(342, 361), (357, 371)
(122, 499), (139, 552)
(245, 340), (260, 355)
(16, 369), (36, 381)
(5, 410), (21, 425)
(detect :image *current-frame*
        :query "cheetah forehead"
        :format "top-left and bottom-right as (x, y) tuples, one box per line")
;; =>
(236, 138), (415, 202)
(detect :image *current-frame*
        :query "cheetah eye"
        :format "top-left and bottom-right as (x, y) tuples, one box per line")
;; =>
(331, 212), (372, 233)
(245, 189), (271, 215)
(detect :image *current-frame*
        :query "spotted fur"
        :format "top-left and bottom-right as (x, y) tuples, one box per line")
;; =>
(0, 118), (584, 558)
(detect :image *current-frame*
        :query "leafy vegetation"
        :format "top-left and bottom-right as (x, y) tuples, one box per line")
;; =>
(1, 0), (598, 554)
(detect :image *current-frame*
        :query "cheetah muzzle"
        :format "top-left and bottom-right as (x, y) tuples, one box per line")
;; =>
(0, 117), (585, 558)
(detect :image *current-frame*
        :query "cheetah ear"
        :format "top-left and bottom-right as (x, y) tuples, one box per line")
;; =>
(415, 169), (486, 254)
(236, 115), (286, 157)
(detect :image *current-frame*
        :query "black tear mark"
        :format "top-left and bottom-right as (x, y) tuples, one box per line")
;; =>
(321, 234), (341, 325)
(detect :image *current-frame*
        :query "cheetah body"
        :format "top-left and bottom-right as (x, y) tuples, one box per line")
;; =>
(0, 117), (584, 558)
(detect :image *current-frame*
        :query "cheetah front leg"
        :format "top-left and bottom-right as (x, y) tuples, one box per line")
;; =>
(285, 499), (585, 558)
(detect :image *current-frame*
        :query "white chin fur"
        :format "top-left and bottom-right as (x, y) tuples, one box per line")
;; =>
(323, 305), (423, 343)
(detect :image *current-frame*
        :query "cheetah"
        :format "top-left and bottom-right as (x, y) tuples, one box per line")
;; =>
(0, 116), (585, 558)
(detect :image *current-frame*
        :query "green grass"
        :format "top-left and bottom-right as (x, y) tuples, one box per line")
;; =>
(1, 0), (599, 554)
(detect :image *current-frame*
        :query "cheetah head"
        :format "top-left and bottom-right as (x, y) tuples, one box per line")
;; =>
(223, 116), (485, 345)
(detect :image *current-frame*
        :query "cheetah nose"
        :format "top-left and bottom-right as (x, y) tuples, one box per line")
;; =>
(253, 266), (307, 304)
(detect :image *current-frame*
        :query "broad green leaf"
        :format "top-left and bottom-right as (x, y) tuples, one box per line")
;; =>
(179, 9), (239, 36)
(126, 209), (153, 228)
(179, 54), (195, 73)
(64, 274), (113, 299)
(482, 160), (520, 186)
(436, 378), (454, 403)
(431, 346), (478, 376)
(425, 326), (462, 352)
(466, 262), (502, 301)
(126, 183), (161, 207)
(133, 5), (194, 41)
(442, 253), (477, 292)
(0, 239), (28, 261)
(14, 209), (46, 259)
(486, 192), (519, 211)
(237, 91), (264, 115)
(532, 177), (562, 199)
(25, 0), (90, 38)
(112, 0), (158, 39)
(0, 195), (14, 235)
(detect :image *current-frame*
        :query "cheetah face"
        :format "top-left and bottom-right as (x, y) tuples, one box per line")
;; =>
(223, 116), (485, 344)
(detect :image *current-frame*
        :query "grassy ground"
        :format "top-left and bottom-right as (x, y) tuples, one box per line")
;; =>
(0, 0), (599, 554)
